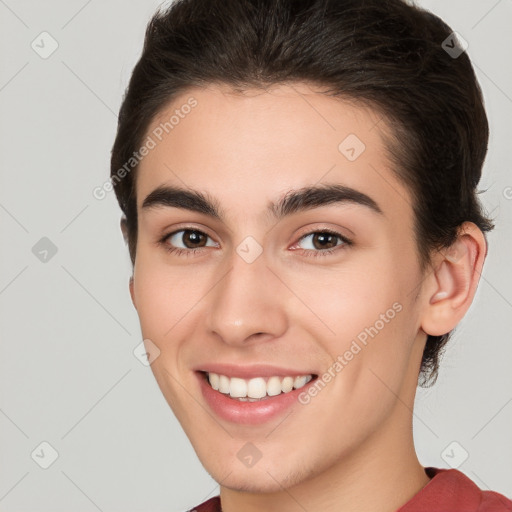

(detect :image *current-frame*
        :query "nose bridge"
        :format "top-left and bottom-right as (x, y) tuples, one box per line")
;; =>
(205, 244), (287, 345)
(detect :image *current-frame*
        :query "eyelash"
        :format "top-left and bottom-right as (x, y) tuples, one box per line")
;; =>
(294, 229), (352, 258)
(158, 227), (352, 259)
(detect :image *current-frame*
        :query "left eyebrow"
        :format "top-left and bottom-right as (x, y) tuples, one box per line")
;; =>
(141, 183), (383, 220)
(269, 183), (383, 219)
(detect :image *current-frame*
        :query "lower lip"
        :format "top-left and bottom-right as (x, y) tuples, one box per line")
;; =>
(197, 372), (315, 425)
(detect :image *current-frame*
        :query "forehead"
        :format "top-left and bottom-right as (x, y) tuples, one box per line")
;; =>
(135, 82), (410, 222)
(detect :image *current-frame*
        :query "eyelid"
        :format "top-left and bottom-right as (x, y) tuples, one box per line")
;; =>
(291, 222), (352, 246)
(160, 226), (219, 248)
(294, 223), (352, 241)
(160, 221), (216, 237)
(290, 227), (352, 254)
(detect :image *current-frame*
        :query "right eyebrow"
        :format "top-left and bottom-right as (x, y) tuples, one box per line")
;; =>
(142, 186), (223, 219)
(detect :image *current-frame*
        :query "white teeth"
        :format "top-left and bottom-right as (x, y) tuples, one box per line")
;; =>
(209, 372), (220, 391)
(247, 377), (267, 399)
(229, 377), (247, 398)
(281, 376), (294, 393)
(266, 376), (282, 396)
(218, 374), (230, 394)
(293, 376), (307, 389)
(206, 372), (314, 399)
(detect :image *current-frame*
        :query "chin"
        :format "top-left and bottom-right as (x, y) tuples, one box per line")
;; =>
(205, 457), (318, 494)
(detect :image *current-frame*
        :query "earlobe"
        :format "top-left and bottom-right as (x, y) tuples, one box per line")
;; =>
(421, 222), (486, 337)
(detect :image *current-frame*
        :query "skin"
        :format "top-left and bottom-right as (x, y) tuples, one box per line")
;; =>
(126, 82), (486, 512)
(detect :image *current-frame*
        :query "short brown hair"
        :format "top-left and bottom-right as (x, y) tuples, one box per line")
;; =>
(110, 0), (494, 386)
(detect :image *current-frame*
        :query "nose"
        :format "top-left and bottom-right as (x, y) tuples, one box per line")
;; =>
(205, 247), (288, 347)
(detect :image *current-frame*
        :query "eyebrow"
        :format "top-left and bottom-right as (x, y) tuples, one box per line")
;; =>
(141, 183), (383, 220)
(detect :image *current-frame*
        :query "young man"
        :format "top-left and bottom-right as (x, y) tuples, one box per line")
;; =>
(110, 0), (512, 510)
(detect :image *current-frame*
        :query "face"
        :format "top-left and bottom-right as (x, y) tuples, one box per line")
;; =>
(130, 83), (429, 493)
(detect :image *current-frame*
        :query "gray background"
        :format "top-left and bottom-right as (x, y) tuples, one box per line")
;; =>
(0, 0), (511, 510)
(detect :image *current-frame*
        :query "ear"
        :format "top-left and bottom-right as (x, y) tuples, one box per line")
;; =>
(420, 222), (487, 337)
(129, 275), (137, 310)
(120, 215), (129, 244)
(120, 216), (137, 309)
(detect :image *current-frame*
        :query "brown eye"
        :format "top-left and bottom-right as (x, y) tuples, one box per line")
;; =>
(311, 232), (338, 250)
(166, 229), (212, 249)
(161, 228), (219, 255)
(297, 231), (348, 251)
(292, 229), (353, 259)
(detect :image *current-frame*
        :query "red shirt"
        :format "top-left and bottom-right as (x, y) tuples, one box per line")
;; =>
(189, 467), (512, 511)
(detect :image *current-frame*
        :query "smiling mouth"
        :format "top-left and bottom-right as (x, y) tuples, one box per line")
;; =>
(201, 371), (317, 402)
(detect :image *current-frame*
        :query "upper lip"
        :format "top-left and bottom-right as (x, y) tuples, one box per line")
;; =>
(194, 363), (317, 379)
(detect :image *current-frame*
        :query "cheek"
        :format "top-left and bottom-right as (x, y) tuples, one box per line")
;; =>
(295, 265), (407, 342)
(294, 253), (420, 388)
(131, 260), (204, 415)
(132, 256), (206, 339)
